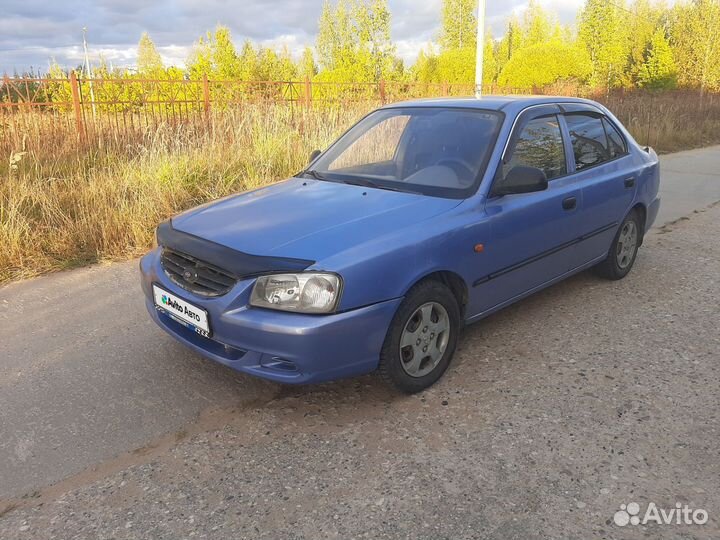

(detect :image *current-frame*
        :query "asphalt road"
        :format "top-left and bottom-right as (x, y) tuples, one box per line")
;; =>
(0, 146), (719, 538)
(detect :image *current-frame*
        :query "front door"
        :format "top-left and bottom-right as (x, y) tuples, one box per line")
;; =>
(467, 107), (583, 316)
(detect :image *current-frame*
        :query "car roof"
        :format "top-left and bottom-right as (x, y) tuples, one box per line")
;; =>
(381, 95), (602, 115)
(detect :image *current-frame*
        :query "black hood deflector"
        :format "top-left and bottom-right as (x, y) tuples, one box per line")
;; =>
(156, 220), (314, 278)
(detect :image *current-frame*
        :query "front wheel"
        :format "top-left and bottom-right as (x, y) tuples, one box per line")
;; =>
(594, 210), (642, 280)
(378, 280), (460, 393)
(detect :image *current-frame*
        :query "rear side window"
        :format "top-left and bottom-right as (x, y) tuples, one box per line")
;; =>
(503, 115), (566, 180)
(564, 113), (612, 170)
(603, 118), (627, 157)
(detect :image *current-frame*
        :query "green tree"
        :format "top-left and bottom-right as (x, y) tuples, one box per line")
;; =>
(482, 31), (496, 86)
(521, 0), (553, 48)
(186, 25), (239, 79)
(437, 48), (475, 84)
(578, 0), (629, 90)
(410, 47), (440, 83)
(300, 47), (317, 79)
(638, 28), (677, 89)
(669, 0), (720, 92)
(622, 0), (660, 86)
(497, 40), (592, 90)
(314, 0), (395, 84)
(439, 0), (477, 50)
(495, 16), (524, 77)
(46, 61), (72, 112)
(137, 32), (163, 75)
(316, 0), (353, 71)
(212, 26), (240, 79)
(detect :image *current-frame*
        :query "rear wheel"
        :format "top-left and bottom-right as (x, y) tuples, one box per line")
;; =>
(378, 280), (460, 393)
(595, 210), (642, 280)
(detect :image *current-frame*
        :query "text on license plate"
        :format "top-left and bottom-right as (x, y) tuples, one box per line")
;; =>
(153, 285), (211, 337)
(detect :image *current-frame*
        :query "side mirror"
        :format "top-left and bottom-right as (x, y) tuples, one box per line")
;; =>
(493, 165), (548, 196)
(308, 149), (321, 164)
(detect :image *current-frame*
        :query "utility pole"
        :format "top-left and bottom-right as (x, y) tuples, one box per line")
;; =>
(474, 0), (486, 98)
(82, 26), (97, 118)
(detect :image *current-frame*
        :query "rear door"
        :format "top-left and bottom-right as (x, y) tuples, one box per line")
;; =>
(470, 105), (584, 315)
(559, 105), (636, 267)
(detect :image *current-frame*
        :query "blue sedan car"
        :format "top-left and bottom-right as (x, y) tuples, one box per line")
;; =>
(140, 96), (660, 392)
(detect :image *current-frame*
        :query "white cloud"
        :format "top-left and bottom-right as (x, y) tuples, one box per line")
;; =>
(1, 0), (640, 74)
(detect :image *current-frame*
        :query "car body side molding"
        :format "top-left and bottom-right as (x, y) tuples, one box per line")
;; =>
(472, 221), (617, 286)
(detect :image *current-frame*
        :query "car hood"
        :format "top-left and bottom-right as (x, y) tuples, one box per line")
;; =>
(171, 177), (461, 262)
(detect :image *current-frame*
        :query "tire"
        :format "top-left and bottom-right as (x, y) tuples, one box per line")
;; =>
(594, 209), (642, 280)
(378, 279), (461, 393)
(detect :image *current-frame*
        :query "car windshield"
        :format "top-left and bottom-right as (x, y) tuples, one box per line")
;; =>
(306, 107), (503, 198)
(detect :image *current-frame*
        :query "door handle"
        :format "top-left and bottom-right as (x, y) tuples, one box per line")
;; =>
(562, 196), (577, 210)
(624, 177), (636, 188)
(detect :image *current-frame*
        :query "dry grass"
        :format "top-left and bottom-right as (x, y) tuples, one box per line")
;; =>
(0, 104), (366, 283)
(600, 89), (720, 152)
(1, 90), (720, 284)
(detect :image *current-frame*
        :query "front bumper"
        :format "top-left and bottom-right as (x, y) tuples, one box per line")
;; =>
(139, 249), (401, 384)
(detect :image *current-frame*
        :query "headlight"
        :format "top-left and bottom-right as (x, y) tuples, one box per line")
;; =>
(249, 273), (342, 314)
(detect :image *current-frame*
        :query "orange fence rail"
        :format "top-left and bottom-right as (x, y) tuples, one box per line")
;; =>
(1, 73), (719, 154)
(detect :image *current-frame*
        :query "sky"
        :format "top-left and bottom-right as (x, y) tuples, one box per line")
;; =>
(0, 0), (586, 75)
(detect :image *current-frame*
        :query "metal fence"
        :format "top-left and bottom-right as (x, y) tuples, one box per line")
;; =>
(1, 73), (719, 154)
(0, 73), (480, 135)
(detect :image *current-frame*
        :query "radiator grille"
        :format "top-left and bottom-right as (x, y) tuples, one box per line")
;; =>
(160, 248), (236, 297)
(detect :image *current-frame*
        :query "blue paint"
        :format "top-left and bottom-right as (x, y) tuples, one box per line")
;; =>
(140, 96), (660, 384)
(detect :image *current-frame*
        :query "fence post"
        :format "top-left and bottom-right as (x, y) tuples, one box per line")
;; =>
(379, 79), (386, 104)
(69, 71), (85, 141)
(442, 82), (448, 96)
(202, 73), (211, 120)
(304, 77), (312, 109)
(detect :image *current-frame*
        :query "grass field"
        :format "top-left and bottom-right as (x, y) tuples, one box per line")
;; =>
(2, 91), (720, 284)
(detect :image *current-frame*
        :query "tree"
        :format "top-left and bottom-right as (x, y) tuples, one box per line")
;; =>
(622, 0), (660, 87)
(410, 47), (440, 83)
(482, 31), (496, 86)
(439, 0), (477, 51)
(137, 32), (163, 75)
(521, 0), (553, 48)
(638, 28), (677, 89)
(437, 48), (475, 84)
(212, 26), (240, 79)
(669, 0), (720, 92)
(314, 0), (395, 83)
(300, 47), (317, 79)
(495, 16), (524, 77)
(497, 40), (592, 90)
(316, 0), (353, 71)
(186, 25), (239, 79)
(578, 0), (629, 90)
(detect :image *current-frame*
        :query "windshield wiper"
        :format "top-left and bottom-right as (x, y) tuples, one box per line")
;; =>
(341, 177), (380, 189)
(302, 169), (330, 181)
(303, 171), (421, 194)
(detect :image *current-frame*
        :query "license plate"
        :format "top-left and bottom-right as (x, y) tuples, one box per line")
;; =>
(153, 285), (211, 337)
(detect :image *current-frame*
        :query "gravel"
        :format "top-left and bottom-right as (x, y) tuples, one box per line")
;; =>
(1, 203), (719, 540)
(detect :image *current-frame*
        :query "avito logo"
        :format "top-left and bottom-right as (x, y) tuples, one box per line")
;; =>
(614, 502), (708, 527)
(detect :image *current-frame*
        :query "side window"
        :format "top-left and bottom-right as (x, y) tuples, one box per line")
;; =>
(564, 113), (611, 170)
(503, 115), (566, 180)
(603, 117), (627, 157)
